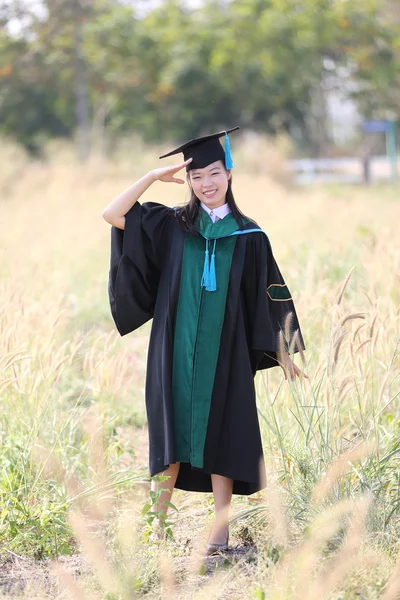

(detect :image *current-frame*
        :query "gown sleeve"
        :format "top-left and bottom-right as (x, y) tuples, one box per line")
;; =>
(108, 201), (175, 336)
(242, 232), (305, 371)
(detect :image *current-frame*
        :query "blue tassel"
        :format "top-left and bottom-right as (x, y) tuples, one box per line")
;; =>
(201, 239), (210, 289)
(224, 132), (234, 170)
(206, 240), (217, 292)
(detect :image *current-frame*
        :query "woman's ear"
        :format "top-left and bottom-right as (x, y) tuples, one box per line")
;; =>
(227, 170), (232, 180)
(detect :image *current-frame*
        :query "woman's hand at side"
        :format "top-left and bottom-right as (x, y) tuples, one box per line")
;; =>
(102, 159), (192, 229)
(276, 351), (308, 381)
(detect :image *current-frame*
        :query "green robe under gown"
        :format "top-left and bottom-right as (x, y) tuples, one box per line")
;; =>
(172, 209), (247, 467)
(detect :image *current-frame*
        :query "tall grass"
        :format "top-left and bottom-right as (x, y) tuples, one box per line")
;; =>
(0, 137), (399, 598)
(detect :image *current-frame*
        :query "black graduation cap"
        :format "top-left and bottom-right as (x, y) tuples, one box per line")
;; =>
(159, 126), (240, 171)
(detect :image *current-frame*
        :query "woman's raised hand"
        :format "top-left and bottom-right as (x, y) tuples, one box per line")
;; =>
(102, 158), (193, 229)
(151, 158), (193, 184)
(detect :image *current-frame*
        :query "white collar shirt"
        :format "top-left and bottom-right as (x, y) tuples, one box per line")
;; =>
(200, 202), (232, 223)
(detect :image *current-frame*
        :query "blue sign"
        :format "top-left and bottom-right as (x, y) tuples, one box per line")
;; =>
(363, 120), (394, 133)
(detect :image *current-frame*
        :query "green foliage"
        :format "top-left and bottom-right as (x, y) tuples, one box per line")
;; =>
(0, 436), (74, 558)
(141, 475), (179, 542)
(1, 0), (399, 154)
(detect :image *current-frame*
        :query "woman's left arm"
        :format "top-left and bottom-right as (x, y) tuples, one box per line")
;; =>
(245, 231), (307, 376)
(266, 238), (308, 381)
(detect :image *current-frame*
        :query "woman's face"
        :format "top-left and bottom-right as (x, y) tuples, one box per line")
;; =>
(188, 160), (231, 209)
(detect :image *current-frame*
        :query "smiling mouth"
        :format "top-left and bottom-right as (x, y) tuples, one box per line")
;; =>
(203, 190), (217, 197)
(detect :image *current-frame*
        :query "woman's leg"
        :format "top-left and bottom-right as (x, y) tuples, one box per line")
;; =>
(209, 474), (233, 544)
(150, 462), (180, 517)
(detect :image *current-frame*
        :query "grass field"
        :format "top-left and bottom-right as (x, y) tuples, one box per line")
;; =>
(0, 140), (399, 599)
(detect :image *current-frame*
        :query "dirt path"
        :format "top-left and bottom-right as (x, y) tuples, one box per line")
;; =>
(0, 545), (258, 599)
(0, 427), (259, 599)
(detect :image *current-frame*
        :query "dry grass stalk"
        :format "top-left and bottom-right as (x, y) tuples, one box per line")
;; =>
(68, 510), (123, 597)
(369, 313), (378, 338)
(362, 289), (375, 307)
(339, 312), (367, 327)
(159, 551), (177, 599)
(371, 325), (381, 354)
(356, 337), (373, 353)
(32, 443), (68, 483)
(332, 331), (348, 368)
(337, 374), (355, 392)
(0, 377), (18, 393)
(305, 495), (372, 600)
(284, 311), (294, 347)
(312, 441), (377, 503)
(352, 322), (367, 343)
(81, 408), (109, 485)
(337, 376), (355, 403)
(269, 498), (366, 600)
(356, 356), (364, 376)
(191, 552), (244, 600)
(82, 331), (140, 401)
(337, 268), (354, 305)
(32, 442), (112, 521)
(376, 389), (400, 418)
(187, 524), (210, 579)
(349, 333), (356, 367)
(262, 468), (288, 546)
(381, 554), (400, 600)
(292, 329), (307, 367)
(0, 350), (31, 371)
(52, 561), (98, 600)
(378, 370), (396, 404)
(114, 498), (142, 575)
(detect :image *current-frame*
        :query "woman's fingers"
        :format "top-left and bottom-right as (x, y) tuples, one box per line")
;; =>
(154, 158), (193, 183)
(294, 364), (309, 379)
(281, 360), (309, 381)
(280, 363), (289, 380)
(169, 158), (193, 174)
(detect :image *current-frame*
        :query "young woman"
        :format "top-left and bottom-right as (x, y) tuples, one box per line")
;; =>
(103, 128), (306, 554)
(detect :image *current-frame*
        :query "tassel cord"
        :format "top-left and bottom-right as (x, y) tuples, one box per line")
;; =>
(224, 132), (233, 170)
(201, 239), (210, 289)
(207, 239), (217, 292)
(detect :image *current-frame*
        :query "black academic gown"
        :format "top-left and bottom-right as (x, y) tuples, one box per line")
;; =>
(109, 202), (304, 495)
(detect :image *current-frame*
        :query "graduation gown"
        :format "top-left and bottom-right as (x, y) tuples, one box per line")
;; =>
(108, 202), (304, 495)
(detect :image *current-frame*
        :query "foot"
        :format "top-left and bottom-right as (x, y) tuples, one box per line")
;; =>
(206, 523), (229, 555)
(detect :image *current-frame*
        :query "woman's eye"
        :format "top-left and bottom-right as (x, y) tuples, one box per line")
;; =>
(192, 177), (201, 181)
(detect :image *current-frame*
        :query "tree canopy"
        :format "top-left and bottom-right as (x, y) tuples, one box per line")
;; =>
(0, 0), (398, 154)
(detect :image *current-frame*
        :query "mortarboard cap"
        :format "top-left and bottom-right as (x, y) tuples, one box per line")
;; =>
(159, 126), (240, 171)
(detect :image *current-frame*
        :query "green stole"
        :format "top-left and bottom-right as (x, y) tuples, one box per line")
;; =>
(172, 209), (246, 468)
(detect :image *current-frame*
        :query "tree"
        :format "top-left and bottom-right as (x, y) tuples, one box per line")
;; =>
(0, 0), (398, 155)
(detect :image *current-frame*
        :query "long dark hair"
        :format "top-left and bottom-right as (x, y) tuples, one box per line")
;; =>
(174, 176), (252, 234)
